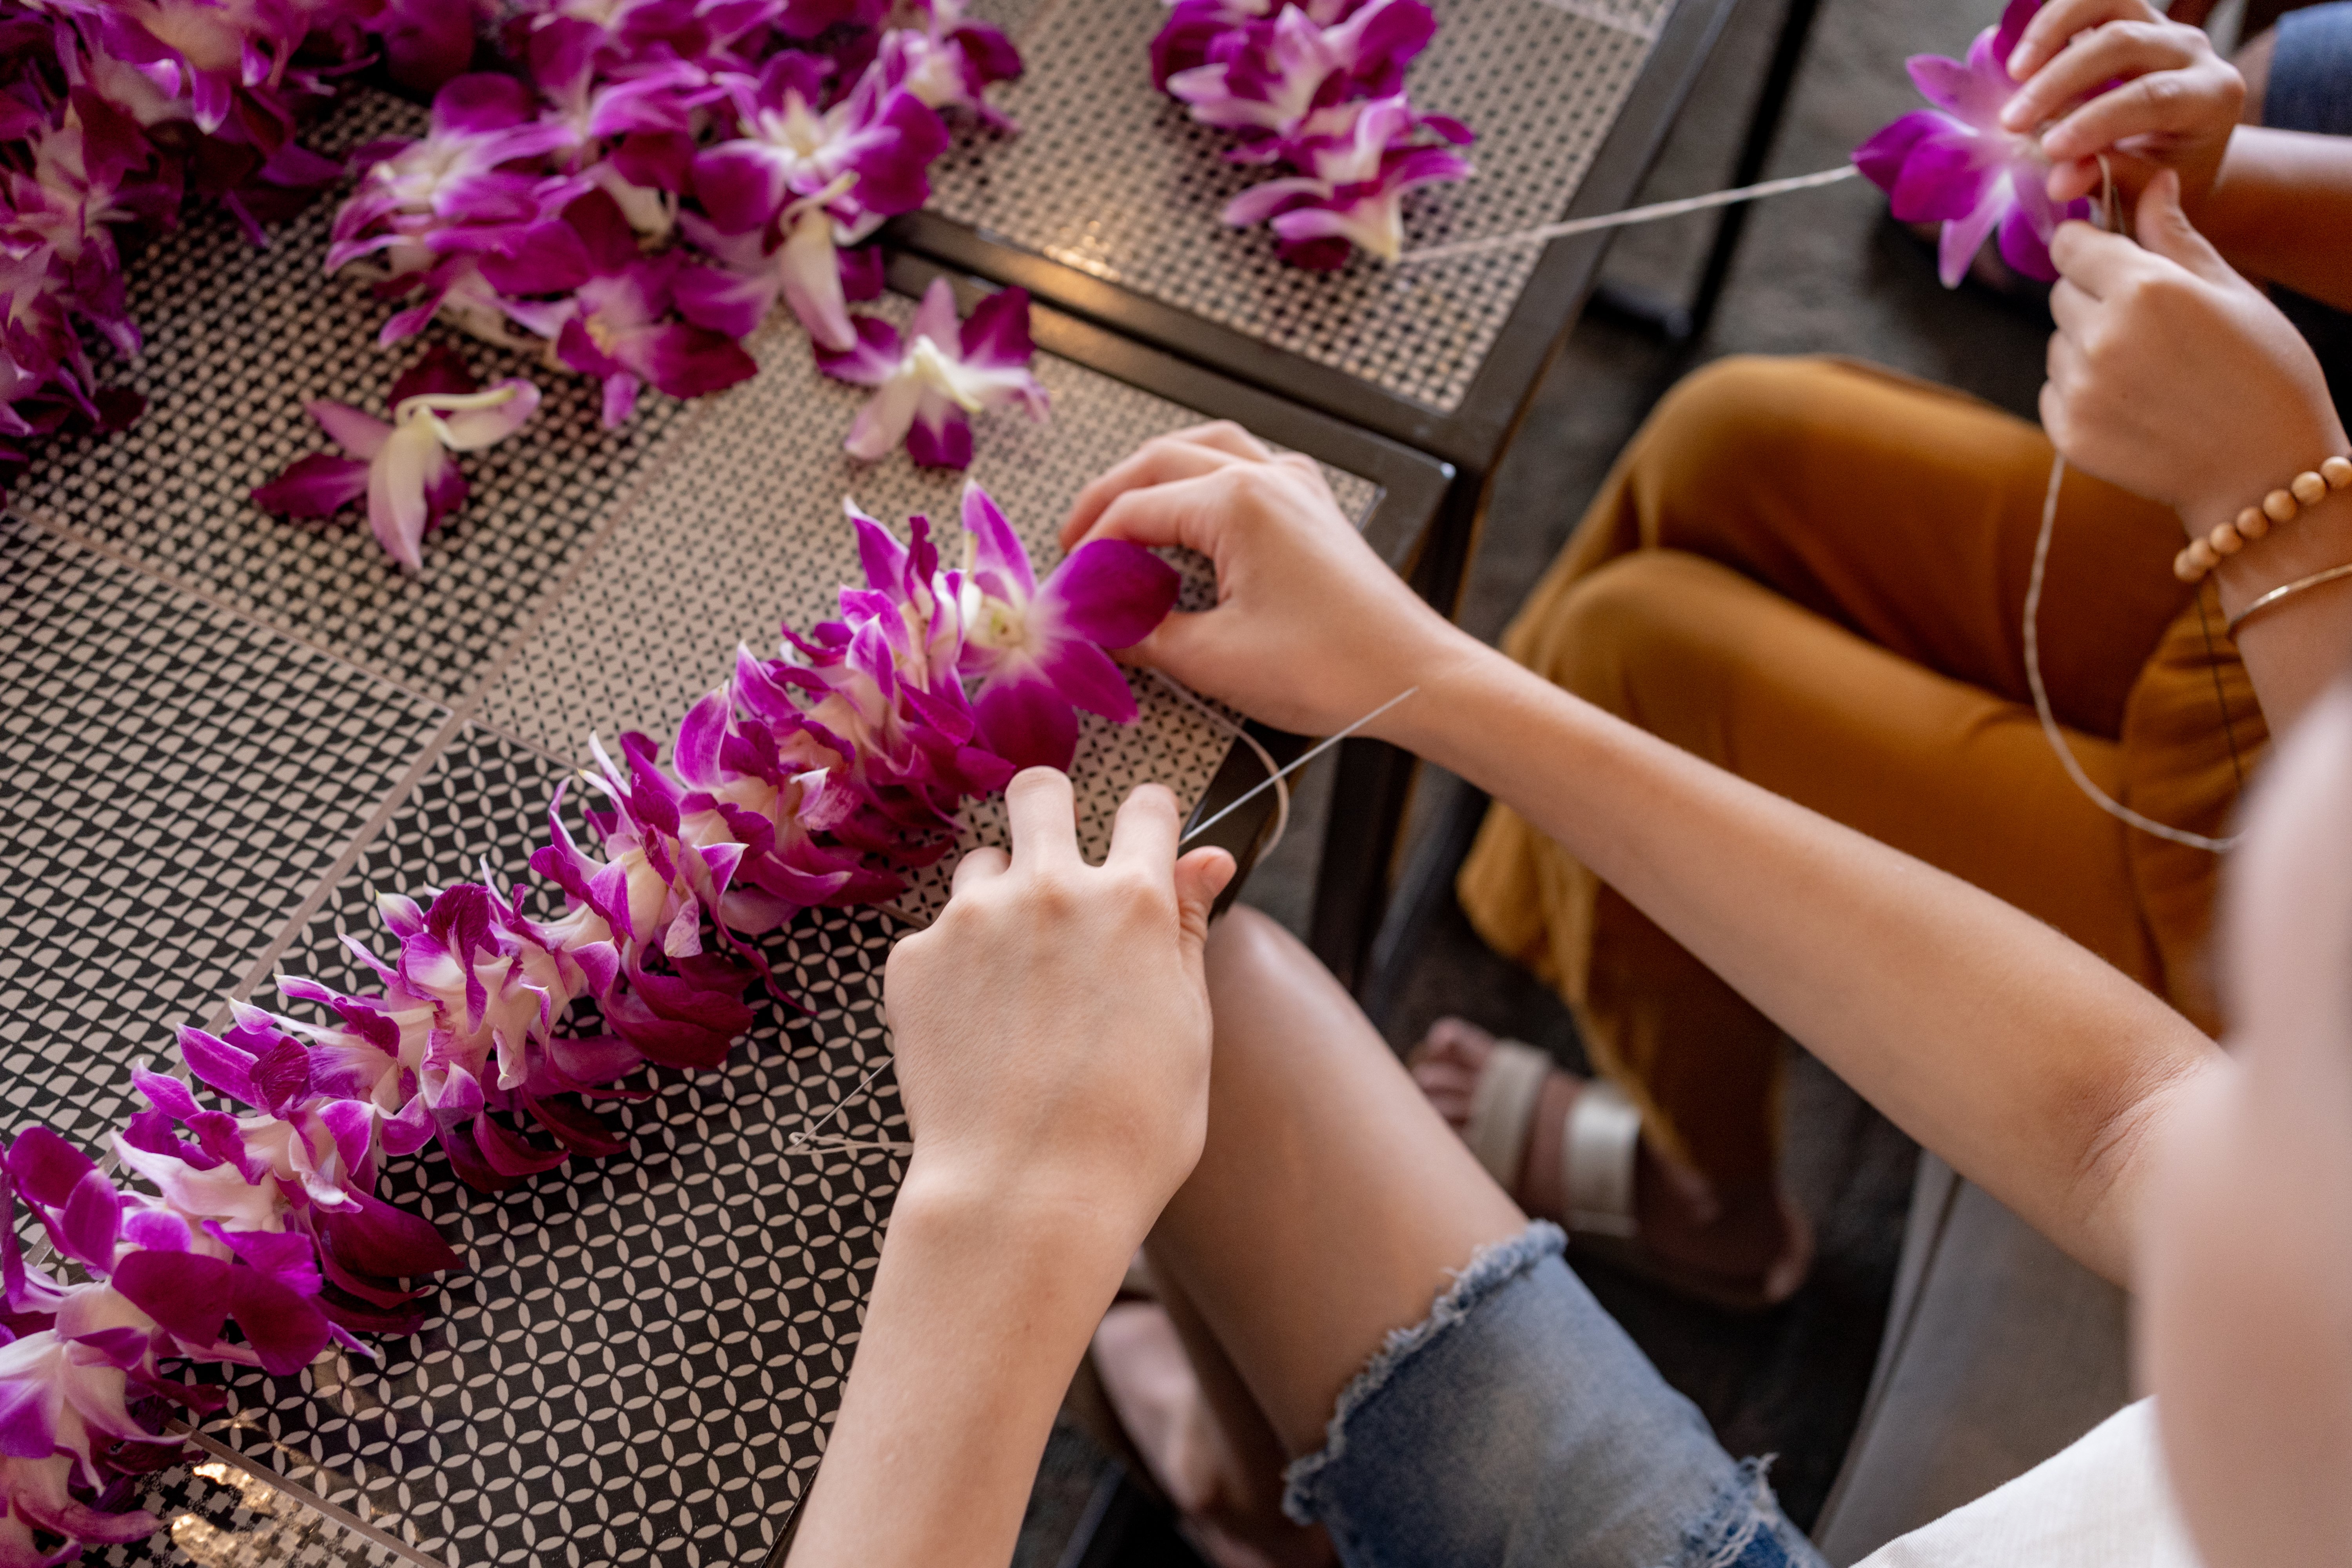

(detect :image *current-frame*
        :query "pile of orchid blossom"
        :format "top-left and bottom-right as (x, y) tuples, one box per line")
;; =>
(1854, 0), (2085, 287)
(1151, 0), (1474, 269)
(0, 0), (421, 501)
(323, 0), (1033, 434)
(0, 483), (1177, 1566)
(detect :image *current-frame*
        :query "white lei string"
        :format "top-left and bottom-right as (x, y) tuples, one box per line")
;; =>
(2024, 157), (2244, 854)
(1392, 165), (1861, 266)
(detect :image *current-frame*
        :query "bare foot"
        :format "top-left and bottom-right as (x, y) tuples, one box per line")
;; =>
(1408, 1018), (1809, 1304)
(1092, 1304), (1335, 1568)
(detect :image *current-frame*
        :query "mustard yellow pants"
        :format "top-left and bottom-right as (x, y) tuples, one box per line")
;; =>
(1457, 357), (2261, 1187)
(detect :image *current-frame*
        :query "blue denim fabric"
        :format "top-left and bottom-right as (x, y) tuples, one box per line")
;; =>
(2267, 3), (2352, 136)
(2264, 3), (2352, 417)
(1281, 1223), (1826, 1568)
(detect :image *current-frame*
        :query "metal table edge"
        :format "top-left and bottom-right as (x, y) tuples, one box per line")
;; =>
(890, 0), (1745, 475)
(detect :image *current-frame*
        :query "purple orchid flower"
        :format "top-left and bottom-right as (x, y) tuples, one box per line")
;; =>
(815, 278), (1049, 467)
(328, 74), (575, 276)
(1150, 0), (1381, 87)
(693, 50), (948, 241)
(954, 486), (1180, 770)
(1853, 0), (2086, 287)
(489, 190), (760, 425)
(875, 0), (1024, 126)
(1165, 0), (1435, 146)
(252, 347), (540, 571)
(1221, 93), (1472, 266)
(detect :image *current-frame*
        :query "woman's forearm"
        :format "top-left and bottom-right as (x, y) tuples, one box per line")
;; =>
(787, 1169), (1136, 1566)
(2199, 128), (2352, 311)
(1388, 644), (2221, 1283)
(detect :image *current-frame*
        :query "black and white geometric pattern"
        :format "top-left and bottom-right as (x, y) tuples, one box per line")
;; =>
(1, 85), (1394, 1568)
(0, 516), (442, 1148)
(932, 0), (1670, 410)
(102, 1449), (421, 1568)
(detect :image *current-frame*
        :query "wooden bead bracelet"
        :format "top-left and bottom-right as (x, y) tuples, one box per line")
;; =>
(2173, 455), (2352, 583)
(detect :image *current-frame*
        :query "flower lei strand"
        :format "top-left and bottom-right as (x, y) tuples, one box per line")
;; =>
(0, 484), (1178, 1567)
(1152, 0), (1476, 269)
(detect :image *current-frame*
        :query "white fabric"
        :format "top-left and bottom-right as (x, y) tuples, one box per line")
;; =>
(1561, 1078), (1640, 1238)
(1858, 1399), (2205, 1568)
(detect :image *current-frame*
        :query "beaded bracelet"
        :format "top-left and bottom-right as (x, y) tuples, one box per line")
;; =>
(2173, 455), (2352, 583)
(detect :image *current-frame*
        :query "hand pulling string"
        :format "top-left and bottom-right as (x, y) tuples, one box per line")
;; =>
(2023, 155), (2243, 854)
(1393, 165), (1861, 266)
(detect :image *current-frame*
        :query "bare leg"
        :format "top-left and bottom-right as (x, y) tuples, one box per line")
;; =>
(1146, 907), (1526, 1456)
(1103, 909), (1811, 1566)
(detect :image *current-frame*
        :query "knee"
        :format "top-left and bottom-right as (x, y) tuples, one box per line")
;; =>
(1203, 904), (1300, 1006)
(1542, 552), (1735, 717)
(1631, 356), (1824, 485)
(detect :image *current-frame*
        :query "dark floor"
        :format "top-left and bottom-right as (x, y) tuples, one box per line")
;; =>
(1026, 0), (2055, 1559)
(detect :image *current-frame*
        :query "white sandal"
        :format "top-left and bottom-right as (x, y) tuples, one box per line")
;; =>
(1463, 1038), (1640, 1238)
(1450, 1036), (1812, 1312)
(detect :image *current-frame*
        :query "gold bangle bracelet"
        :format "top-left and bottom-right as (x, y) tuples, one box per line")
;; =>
(2224, 560), (2352, 637)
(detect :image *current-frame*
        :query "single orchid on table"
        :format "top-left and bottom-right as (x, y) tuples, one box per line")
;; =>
(1853, 0), (2087, 287)
(252, 347), (540, 571)
(817, 278), (1049, 468)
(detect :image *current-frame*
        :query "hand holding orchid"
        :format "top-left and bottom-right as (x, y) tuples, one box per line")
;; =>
(1062, 423), (1470, 738)
(1854, 0), (2093, 286)
(2042, 172), (2345, 534)
(1997, 0), (2243, 213)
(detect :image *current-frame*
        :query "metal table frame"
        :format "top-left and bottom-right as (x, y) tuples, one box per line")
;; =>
(894, 0), (1825, 992)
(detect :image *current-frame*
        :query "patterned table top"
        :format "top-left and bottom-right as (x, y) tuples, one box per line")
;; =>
(927, 0), (1676, 414)
(1, 93), (1387, 1568)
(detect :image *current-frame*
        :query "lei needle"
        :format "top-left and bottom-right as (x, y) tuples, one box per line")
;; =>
(1180, 688), (1420, 846)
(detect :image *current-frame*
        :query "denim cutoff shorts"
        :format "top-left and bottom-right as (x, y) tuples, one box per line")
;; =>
(1280, 1223), (1827, 1568)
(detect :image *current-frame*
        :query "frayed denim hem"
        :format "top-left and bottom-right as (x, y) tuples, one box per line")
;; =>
(1280, 1220), (1568, 1524)
(1669, 1457), (1820, 1568)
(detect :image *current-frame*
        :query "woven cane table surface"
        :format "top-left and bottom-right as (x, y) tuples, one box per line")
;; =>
(2, 91), (1386, 1568)
(931, 0), (1674, 412)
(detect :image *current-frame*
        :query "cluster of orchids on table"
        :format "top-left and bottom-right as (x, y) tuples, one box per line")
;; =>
(1151, 0), (1474, 269)
(0, 0), (1043, 567)
(1854, 0), (2087, 288)
(0, 0), (414, 501)
(318, 0), (1041, 458)
(0, 482), (1178, 1567)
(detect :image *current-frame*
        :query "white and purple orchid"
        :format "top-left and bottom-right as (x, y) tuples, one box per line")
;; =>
(816, 278), (1049, 468)
(1853, 0), (2087, 287)
(955, 486), (1180, 769)
(1151, 0), (1474, 269)
(252, 347), (540, 571)
(0, 484), (1174, 1561)
(1220, 93), (1472, 267)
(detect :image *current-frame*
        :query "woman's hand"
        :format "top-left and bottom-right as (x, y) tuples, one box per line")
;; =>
(884, 771), (1234, 1239)
(2042, 172), (2345, 534)
(2000, 0), (2243, 212)
(1060, 422), (1479, 738)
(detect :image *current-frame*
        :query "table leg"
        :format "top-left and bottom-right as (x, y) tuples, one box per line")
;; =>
(1591, 0), (1826, 346)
